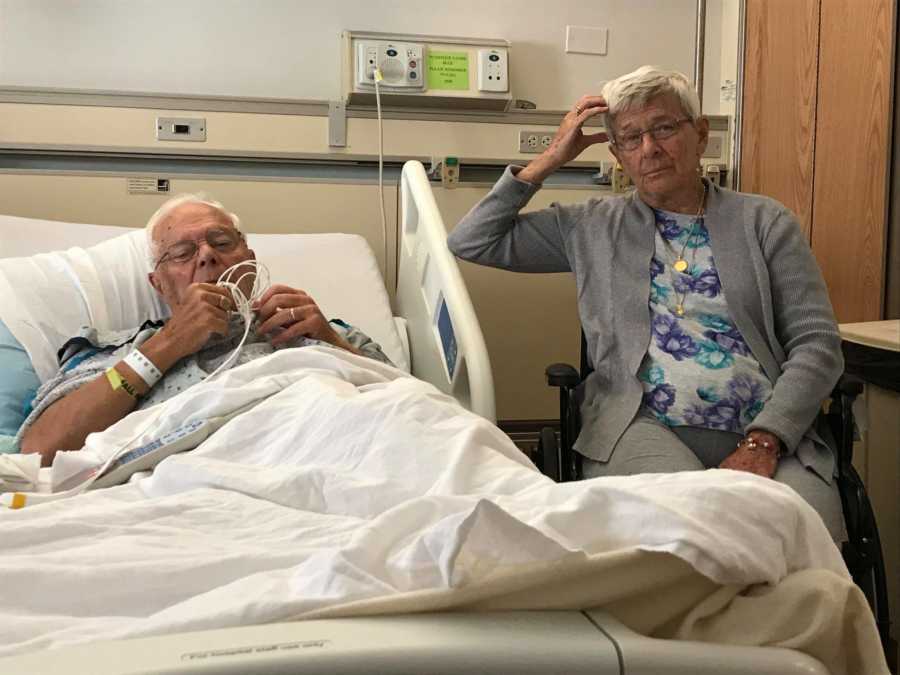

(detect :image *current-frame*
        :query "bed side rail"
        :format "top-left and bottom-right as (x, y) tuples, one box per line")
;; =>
(395, 161), (496, 422)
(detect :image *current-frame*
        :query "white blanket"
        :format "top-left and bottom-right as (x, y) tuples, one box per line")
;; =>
(0, 346), (856, 659)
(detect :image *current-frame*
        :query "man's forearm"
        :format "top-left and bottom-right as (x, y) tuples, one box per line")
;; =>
(20, 333), (183, 467)
(20, 368), (143, 466)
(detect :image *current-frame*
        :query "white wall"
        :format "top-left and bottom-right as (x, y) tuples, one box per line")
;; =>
(718, 0), (740, 118)
(702, 0), (722, 113)
(701, 0), (741, 116)
(0, 0), (702, 110)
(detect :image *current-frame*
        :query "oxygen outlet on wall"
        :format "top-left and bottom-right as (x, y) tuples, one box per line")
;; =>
(441, 156), (460, 188)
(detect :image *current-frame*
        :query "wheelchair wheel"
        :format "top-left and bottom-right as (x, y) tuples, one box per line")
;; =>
(839, 466), (892, 653)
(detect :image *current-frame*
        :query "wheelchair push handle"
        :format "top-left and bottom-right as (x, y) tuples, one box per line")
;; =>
(546, 363), (580, 388)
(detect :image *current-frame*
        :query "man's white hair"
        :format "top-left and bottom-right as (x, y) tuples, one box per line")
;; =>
(601, 66), (701, 140)
(146, 193), (241, 264)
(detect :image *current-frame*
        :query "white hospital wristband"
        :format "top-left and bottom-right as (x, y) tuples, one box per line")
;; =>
(123, 349), (163, 388)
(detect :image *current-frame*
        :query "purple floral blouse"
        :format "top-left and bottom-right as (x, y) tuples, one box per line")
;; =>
(637, 208), (774, 433)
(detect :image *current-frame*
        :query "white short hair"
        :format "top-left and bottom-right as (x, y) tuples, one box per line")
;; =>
(601, 66), (701, 140)
(146, 193), (241, 264)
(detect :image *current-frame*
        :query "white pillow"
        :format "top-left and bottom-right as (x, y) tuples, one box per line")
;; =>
(0, 215), (407, 382)
(0, 223), (163, 381)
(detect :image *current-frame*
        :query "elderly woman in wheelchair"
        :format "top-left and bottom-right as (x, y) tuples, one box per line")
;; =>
(447, 65), (846, 542)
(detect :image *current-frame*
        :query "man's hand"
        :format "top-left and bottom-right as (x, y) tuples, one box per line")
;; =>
(254, 284), (357, 352)
(518, 95), (610, 185)
(718, 431), (782, 479)
(149, 283), (233, 366)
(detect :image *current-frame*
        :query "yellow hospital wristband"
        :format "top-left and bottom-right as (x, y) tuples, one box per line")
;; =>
(106, 366), (139, 399)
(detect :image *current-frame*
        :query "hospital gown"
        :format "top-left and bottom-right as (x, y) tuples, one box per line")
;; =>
(14, 315), (392, 449)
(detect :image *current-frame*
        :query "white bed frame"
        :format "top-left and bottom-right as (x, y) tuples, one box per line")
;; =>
(397, 160), (495, 422)
(0, 164), (836, 675)
(0, 609), (829, 674)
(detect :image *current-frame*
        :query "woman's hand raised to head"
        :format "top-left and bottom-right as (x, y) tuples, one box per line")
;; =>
(518, 95), (609, 185)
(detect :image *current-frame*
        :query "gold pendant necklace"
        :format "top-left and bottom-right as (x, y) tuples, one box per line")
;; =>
(663, 181), (707, 318)
(671, 182), (707, 274)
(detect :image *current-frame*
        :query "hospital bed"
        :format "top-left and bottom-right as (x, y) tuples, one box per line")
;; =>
(0, 162), (887, 675)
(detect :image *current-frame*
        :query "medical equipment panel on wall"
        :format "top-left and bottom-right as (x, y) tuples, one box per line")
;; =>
(342, 31), (511, 111)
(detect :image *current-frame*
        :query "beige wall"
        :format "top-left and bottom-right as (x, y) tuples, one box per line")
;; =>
(0, 102), (618, 166)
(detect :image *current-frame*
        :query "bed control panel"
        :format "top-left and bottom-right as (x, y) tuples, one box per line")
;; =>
(435, 294), (459, 382)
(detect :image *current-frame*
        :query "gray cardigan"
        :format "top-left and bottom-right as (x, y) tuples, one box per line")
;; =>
(447, 167), (844, 480)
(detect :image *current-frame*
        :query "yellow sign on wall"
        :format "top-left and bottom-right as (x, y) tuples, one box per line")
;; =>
(427, 51), (469, 90)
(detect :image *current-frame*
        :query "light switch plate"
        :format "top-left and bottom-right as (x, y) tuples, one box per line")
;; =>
(565, 26), (608, 55)
(156, 117), (206, 142)
(703, 136), (723, 158)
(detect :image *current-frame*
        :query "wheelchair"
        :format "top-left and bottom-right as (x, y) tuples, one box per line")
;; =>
(535, 332), (892, 656)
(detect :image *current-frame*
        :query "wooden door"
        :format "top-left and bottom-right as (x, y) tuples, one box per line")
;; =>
(740, 0), (896, 322)
(811, 0), (895, 322)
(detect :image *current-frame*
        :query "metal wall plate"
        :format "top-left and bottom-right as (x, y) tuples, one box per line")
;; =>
(156, 117), (206, 142)
(127, 177), (170, 194)
(328, 101), (346, 147)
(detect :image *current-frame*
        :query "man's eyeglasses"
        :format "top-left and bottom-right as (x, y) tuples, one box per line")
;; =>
(154, 228), (244, 269)
(613, 117), (693, 151)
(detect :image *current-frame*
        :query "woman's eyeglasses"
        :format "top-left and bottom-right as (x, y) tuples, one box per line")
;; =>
(613, 118), (692, 151)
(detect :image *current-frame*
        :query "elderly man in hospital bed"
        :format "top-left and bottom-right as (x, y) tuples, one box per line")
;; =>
(16, 195), (392, 466)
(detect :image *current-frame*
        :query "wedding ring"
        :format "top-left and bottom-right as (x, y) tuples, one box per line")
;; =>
(574, 105), (583, 115)
(290, 307), (296, 321)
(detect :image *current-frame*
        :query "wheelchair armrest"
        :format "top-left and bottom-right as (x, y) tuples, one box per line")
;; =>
(835, 374), (864, 398)
(545, 363), (580, 389)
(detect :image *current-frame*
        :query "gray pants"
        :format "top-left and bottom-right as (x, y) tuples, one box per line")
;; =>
(580, 412), (847, 542)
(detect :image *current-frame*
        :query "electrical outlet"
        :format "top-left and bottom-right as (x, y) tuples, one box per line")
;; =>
(518, 130), (554, 154)
(611, 164), (633, 193)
